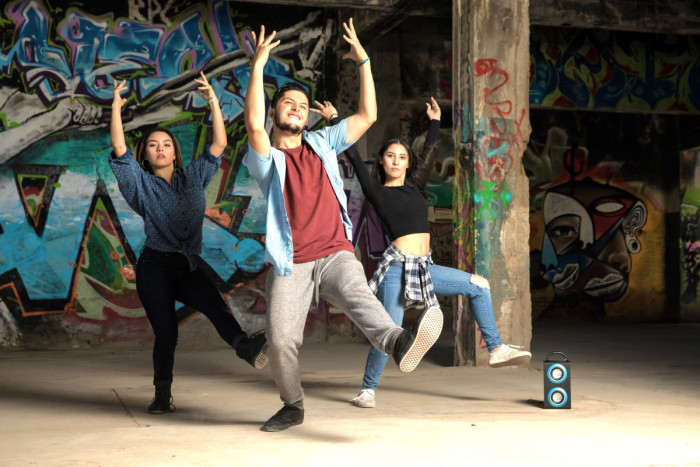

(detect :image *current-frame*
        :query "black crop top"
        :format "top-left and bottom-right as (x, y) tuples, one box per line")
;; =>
(333, 118), (441, 241)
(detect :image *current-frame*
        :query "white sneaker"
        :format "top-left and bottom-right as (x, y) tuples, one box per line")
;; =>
(349, 389), (376, 408)
(489, 344), (532, 368)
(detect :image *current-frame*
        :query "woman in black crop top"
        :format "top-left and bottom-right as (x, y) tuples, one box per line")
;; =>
(314, 98), (532, 409)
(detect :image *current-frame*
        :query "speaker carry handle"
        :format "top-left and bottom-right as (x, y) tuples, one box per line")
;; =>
(545, 351), (569, 363)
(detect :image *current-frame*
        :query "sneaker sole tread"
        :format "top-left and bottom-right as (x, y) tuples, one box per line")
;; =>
(254, 352), (269, 369)
(399, 306), (443, 373)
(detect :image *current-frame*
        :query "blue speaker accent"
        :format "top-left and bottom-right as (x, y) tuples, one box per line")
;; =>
(547, 387), (569, 408)
(543, 351), (571, 409)
(547, 363), (568, 383)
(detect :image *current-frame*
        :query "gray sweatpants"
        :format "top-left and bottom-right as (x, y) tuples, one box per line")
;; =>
(265, 250), (403, 406)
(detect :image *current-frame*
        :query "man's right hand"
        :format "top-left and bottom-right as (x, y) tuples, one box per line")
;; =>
(250, 25), (281, 68)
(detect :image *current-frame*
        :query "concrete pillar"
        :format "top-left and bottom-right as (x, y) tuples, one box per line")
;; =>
(452, 0), (532, 365)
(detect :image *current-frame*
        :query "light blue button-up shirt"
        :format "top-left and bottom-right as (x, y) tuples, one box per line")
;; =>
(243, 118), (354, 276)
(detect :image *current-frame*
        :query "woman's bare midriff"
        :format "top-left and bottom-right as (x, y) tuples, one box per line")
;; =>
(392, 233), (431, 257)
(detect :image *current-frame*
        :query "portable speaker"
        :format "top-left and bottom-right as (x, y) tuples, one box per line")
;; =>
(544, 351), (571, 409)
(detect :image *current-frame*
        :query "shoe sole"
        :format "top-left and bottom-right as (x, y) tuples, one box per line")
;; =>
(254, 350), (269, 369)
(253, 342), (269, 369)
(489, 354), (532, 368)
(398, 306), (443, 373)
(353, 400), (375, 408)
(147, 406), (175, 415)
(260, 419), (303, 432)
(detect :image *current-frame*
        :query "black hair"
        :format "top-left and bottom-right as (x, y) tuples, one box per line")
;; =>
(271, 82), (311, 109)
(134, 126), (184, 174)
(373, 138), (417, 185)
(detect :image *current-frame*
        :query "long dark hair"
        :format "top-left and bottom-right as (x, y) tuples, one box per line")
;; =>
(134, 126), (184, 174)
(372, 138), (418, 186)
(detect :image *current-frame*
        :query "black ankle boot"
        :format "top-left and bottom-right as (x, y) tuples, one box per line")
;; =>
(148, 385), (175, 414)
(235, 331), (269, 369)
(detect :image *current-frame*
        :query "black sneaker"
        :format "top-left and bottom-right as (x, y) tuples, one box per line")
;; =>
(392, 305), (443, 372)
(261, 405), (304, 432)
(236, 331), (269, 369)
(147, 385), (176, 414)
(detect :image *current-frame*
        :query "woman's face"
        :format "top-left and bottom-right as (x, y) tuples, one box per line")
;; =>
(144, 131), (176, 170)
(381, 142), (410, 184)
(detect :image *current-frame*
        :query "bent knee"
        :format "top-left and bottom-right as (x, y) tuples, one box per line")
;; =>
(470, 274), (490, 289)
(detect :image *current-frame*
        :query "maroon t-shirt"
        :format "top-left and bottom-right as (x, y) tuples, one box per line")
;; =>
(281, 142), (354, 263)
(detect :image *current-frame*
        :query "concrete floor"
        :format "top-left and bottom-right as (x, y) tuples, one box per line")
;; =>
(1, 321), (699, 466)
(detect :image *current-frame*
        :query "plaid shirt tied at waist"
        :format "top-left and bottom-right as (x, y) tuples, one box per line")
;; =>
(368, 244), (439, 309)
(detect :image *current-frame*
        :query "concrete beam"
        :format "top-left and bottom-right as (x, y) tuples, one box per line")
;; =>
(530, 0), (700, 34)
(236, 0), (700, 34)
(230, 0), (450, 15)
(452, 0), (533, 366)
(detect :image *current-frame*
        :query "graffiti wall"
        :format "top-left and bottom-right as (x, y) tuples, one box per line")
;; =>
(527, 109), (700, 321)
(0, 0), (388, 347)
(530, 27), (700, 113)
(680, 147), (700, 321)
(528, 26), (700, 321)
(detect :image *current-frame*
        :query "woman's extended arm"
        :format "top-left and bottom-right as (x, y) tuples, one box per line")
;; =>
(110, 80), (128, 157)
(195, 71), (227, 157)
(313, 100), (385, 212)
(411, 97), (442, 191)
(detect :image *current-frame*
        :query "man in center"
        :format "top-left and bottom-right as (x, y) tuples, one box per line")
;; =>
(243, 20), (443, 432)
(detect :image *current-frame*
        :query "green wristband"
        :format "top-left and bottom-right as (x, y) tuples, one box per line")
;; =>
(356, 57), (370, 67)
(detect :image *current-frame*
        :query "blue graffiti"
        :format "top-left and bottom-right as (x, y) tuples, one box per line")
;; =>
(0, 0), (301, 117)
(0, 0), (326, 307)
(530, 28), (700, 111)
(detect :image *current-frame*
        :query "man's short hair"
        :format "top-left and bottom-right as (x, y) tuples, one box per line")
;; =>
(271, 82), (311, 108)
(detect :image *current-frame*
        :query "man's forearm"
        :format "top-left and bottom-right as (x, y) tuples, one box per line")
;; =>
(357, 59), (377, 124)
(346, 59), (377, 143)
(244, 64), (266, 133)
(244, 62), (271, 155)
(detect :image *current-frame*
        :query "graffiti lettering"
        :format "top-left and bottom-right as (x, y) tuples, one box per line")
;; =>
(0, 0), (338, 340)
(473, 58), (527, 182)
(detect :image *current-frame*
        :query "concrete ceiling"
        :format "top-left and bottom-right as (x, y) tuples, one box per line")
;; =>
(233, 0), (700, 35)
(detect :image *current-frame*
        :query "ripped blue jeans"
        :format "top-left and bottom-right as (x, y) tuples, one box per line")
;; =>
(362, 262), (503, 390)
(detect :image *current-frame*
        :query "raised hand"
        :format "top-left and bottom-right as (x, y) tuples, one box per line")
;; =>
(341, 18), (368, 63)
(110, 79), (128, 156)
(250, 25), (281, 68)
(112, 79), (128, 109)
(426, 96), (441, 121)
(311, 100), (338, 121)
(194, 71), (216, 101)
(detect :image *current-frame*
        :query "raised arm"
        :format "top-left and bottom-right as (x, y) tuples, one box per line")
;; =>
(341, 18), (377, 144)
(195, 71), (226, 157)
(110, 79), (128, 157)
(313, 100), (385, 213)
(411, 97), (442, 190)
(244, 26), (280, 157)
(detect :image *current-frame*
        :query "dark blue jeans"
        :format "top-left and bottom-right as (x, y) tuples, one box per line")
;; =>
(135, 247), (245, 386)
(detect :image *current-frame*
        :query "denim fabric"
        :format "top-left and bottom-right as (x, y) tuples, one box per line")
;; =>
(242, 118), (355, 276)
(109, 147), (221, 270)
(135, 247), (245, 386)
(362, 262), (503, 390)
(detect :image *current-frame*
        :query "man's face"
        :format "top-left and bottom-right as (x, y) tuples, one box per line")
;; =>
(272, 90), (309, 134)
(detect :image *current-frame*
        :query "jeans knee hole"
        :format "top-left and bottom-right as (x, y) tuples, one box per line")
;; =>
(470, 275), (491, 289)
